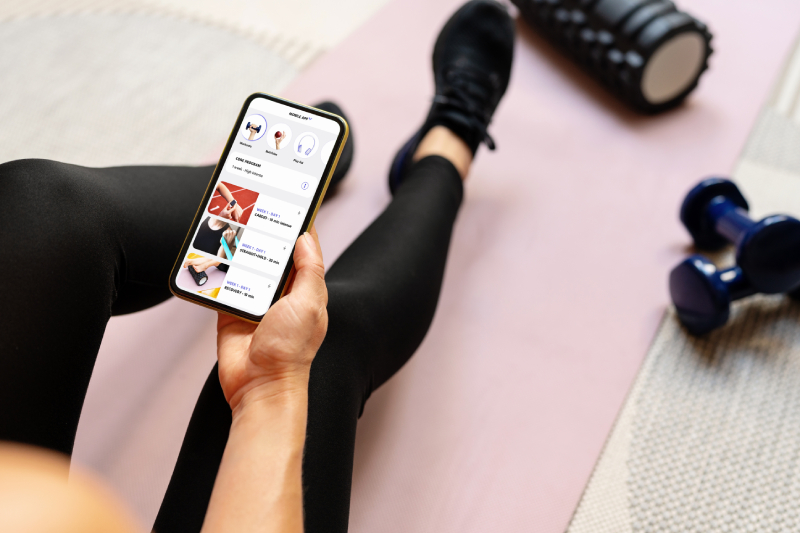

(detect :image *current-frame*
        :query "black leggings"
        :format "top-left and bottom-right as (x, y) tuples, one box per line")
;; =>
(0, 155), (463, 532)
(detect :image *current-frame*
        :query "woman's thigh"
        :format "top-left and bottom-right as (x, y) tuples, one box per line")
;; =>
(0, 159), (212, 453)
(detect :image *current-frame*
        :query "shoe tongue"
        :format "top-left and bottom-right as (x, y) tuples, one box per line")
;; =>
(442, 66), (493, 122)
(426, 61), (500, 154)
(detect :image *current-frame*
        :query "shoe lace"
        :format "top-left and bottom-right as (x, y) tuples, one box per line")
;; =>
(433, 63), (500, 150)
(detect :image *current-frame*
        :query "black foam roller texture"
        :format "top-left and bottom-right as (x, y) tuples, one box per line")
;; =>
(189, 265), (208, 286)
(512, 0), (713, 113)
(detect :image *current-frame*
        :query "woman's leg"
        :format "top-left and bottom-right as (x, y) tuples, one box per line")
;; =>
(153, 155), (463, 533)
(304, 155), (464, 531)
(0, 98), (354, 455)
(155, 0), (516, 525)
(0, 159), (212, 454)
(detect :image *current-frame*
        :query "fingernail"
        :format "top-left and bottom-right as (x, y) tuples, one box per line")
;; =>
(303, 232), (314, 248)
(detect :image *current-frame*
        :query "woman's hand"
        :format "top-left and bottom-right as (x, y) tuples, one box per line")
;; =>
(232, 204), (243, 222)
(219, 202), (244, 222)
(216, 228), (328, 416)
(219, 202), (234, 219)
(183, 256), (221, 273)
(203, 230), (324, 533)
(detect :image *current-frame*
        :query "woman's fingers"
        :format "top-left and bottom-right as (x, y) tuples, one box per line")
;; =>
(288, 229), (327, 312)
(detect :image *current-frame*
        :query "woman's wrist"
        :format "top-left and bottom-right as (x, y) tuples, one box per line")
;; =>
(229, 369), (311, 421)
(203, 369), (309, 533)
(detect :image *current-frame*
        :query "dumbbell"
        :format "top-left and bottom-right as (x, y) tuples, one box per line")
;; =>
(512, 0), (713, 113)
(246, 122), (261, 133)
(669, 178), (800, 334)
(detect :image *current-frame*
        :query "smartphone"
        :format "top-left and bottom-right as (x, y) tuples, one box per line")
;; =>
(169, 93), (349, 322)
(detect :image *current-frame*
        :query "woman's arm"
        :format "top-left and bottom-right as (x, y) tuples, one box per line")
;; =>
(216, 227), (236, 259)
(183, 256), (221, 272)
(202, 228), (328, 533)
(201, 382), (307, 533)
(216, 183), (235, 204)
(216, 183), (244, 222)
(0, 443), (140, 533)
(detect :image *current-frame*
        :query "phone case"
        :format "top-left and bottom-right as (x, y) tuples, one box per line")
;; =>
(168, 92), (349, 322)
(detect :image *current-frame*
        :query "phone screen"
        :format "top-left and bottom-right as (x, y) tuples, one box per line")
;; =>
(171, 94), (345, 320)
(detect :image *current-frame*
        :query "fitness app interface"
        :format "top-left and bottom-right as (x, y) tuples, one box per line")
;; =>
(175, 97), (341, 316)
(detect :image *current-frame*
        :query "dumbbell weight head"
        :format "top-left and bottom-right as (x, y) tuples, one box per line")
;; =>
(736, 215), (800, 294)
(670, 255), (730, 335)
(680, 177), (800, 294)
(680, 177), (748, 250)
(669, 255), (755, 335)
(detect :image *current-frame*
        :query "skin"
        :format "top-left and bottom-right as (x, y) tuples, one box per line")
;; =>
(0, 229), (327, 533)
(202, 227), (328, 533)
(413, 125), (472, 179)
(275, 131), (285, 150)
(183, 256), (221, 273)
(0, 126), (472, 533)
(200, 129), (473, 532)
(216, 183), (243, 222)
(205, 219), (237, 259)
(208, 218), (228, 231)
(247, 123), (260, 141)
(216, 227), (237, 259)
(0, 444), (140, 533)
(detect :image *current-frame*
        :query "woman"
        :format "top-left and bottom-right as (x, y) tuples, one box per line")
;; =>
(0, 2), (515, 531)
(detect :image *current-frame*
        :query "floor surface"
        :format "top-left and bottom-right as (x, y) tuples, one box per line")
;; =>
(3, 0), (800, 531)
(285, 1), (800, 531)
(0, 1), (389, 528)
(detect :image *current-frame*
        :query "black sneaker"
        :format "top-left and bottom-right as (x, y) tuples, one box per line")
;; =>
(314, 101), (354, 197)
(388, 0), (514, 194)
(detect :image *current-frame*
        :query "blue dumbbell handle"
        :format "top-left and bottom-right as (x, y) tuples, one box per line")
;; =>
(705, 194), (800, 293)
(707, 196), (755, 246)
(716, 265), (757, 301)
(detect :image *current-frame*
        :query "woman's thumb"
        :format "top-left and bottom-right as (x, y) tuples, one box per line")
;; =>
(290, 231), (326, 305)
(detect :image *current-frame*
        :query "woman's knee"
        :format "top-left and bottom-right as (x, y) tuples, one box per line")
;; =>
(2, 159), (101, 220)
(0, 159), (116, 238)
(0, 159), (120, 289)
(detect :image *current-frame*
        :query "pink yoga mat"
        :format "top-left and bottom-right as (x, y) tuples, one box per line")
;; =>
(285, 0), (800, 531)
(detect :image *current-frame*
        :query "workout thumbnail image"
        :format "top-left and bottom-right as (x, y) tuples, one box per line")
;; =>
(193, 216), (246, 261)
(207, 181), (259, 226)
(176, 253), (228, 299)
(242, 113), (267, 141)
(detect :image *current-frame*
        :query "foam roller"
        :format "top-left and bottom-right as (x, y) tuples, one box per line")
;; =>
(512, 0), (713, 113)
(188, 265), (208, 286)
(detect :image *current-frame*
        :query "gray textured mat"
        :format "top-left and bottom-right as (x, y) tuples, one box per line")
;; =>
(568, 35), (800, 533)
(0, 13), (297, 167)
